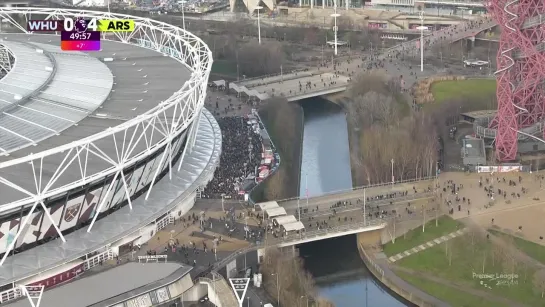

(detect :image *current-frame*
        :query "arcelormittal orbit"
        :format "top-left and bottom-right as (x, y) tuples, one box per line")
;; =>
(487, 0), (545, 161)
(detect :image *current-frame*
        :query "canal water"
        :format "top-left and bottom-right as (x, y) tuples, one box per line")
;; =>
(298, 98), (409, 307)
(298, 99), (352, 198)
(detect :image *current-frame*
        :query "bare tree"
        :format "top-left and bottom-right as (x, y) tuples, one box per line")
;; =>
(238, 41), (285, 77)
(260, 247), (328, 307)
(333, 16), (354, 32)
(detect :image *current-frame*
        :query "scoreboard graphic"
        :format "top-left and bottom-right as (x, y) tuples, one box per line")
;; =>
(27, 18), (135, 51)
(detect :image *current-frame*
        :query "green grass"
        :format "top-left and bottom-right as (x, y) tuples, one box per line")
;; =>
(396, 235), (542, 307)
(489, 229), (545, 265)
(211, 60), (237, 77)
(430, 79), (497, 104)
(383, 216), (463, 257)
(395, 270), (508, 307)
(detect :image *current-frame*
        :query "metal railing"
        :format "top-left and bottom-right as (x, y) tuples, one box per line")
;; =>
(274, 176), (435, 204)
(297, 192), (433, 218)
(264, 219), (386, 247)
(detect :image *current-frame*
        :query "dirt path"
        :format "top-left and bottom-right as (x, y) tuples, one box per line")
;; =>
(391, 265), (529, 307)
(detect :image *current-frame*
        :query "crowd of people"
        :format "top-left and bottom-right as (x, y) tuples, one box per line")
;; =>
(202, 116), (263, 199)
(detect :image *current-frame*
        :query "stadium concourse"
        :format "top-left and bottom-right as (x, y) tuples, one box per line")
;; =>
(0, 7), (222, 306)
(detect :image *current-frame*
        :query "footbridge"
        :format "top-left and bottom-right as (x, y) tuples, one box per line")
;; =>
(244, 178), (435, 261)
(271, 220), (386, 247)
(228, 71), (349, 101)
(276, 177), (435, 212)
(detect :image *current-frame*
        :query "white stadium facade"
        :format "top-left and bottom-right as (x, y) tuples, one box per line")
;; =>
(0, 7), (220, 304)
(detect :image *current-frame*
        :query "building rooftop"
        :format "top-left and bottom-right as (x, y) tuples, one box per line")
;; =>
(5, 262), (192, 307)
(462, 138), (486, 159)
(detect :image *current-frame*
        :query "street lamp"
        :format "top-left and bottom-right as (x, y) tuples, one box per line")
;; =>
(391, 158), (394, 184)
(256, 6), (263, 45)
(180, 0), (187, 30)
(417, 11), (426, 72)
(331, 1), (340, 56)
(271, 273), (280, 305)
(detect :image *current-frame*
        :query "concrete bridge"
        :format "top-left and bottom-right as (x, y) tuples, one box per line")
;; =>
(229, 71), (349, 101)
(276, 177), (435, 212)
(271, 220), (385, 247)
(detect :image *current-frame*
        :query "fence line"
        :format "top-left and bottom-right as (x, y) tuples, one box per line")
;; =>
(358, 244), (437, 307)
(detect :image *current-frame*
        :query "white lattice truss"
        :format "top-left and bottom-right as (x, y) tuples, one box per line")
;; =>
(0, 7), (212, 266)
(19, 285), (44, 307)
(0, 44), (14, 76)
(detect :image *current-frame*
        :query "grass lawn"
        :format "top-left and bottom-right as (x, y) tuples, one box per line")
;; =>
(430, 79), (496, 104)
(211, 60), (237, 77)
(383, 216), (463, 257)
(395, 270), (508, 307)
(396, 235), (543, 306)
(489, 228), (545, 265)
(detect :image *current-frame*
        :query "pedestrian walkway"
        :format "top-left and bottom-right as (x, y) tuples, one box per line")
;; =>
(388, 229), (466, 263)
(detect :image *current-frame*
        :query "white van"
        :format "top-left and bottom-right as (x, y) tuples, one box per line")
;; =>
(264, 304), (274, 307)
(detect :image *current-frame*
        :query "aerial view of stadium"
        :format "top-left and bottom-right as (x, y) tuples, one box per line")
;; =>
(0, 6), (224, 307)
(0, 0), (545, 307)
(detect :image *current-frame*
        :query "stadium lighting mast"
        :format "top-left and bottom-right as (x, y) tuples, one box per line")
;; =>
(417, 11), (427, 72)
(331, 1), (341, 56)
(256, 6), (263, 45)
(181, 0), (187, 30)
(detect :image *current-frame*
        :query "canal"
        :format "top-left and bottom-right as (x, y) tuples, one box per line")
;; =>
(298, 98), (409, 307)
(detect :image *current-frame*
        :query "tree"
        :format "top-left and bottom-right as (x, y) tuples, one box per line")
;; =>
(260, 247), (328, 307)
(333, 16), (354, 32)
(238, 41), (285, 77)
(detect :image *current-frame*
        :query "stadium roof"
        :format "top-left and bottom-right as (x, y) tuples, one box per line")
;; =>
(5, 262), (192, 307)
(0, 34), (189, 206)
(0, 109), (221, 285)
(0, 40), (113, 154)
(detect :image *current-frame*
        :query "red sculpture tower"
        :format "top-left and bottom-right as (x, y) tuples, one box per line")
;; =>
(487, 0), (545, 161)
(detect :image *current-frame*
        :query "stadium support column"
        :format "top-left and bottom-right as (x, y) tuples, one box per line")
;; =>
(190, 107), (202, 151)
(311, 0), (313, 9)
(176, 106), (202, 173)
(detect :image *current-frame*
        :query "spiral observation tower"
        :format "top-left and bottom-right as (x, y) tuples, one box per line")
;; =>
(0, 7), (221, 303)
(487, 0), (545, 161)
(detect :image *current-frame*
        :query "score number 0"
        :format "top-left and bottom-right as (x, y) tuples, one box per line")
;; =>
(63, 18), (98, 32)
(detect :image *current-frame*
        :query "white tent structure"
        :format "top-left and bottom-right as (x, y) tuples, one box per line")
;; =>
(229, 82), (270, 101)
(281, 221), (305, 233)
(229, 0), (274, 14)
(265, 207), (287, 218)
(257, 201), (279, 211)
(273, 215), (297, 227)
